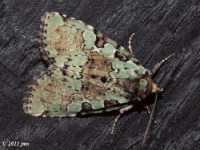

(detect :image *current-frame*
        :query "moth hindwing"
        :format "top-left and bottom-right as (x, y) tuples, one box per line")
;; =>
(24, 12), (162, 119)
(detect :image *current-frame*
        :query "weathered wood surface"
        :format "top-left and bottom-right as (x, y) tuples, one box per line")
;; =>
(0, 0), (200, 150)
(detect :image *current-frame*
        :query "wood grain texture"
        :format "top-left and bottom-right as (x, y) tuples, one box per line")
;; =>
(0, 0), (200, 150)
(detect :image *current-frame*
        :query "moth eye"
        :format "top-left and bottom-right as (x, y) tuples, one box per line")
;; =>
(100, 76), (107, 83)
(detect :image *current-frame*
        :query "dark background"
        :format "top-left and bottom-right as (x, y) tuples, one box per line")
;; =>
(0, 0), (200, 150)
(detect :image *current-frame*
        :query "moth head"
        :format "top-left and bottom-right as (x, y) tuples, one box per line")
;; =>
(152, 83), (163, 93)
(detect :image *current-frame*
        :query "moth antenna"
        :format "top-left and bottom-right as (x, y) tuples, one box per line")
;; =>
(128, 33), (135, 57)
(141, 93), (158, 146)
(152, 53), (175, 75)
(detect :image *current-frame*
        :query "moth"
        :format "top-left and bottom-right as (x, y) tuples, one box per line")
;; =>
(23, 12), (173, 145)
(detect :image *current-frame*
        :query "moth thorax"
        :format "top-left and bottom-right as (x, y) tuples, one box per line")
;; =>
(136, 74), (162, 99)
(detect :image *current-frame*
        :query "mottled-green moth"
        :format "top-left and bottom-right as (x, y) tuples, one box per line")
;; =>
(23, 12), (174, 145)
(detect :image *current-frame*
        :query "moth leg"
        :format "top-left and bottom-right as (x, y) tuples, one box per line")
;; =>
(152, 53), (175, 75)
(111, 105), (134, 134)
(145, 106), (157, 123)
(128, 33), (135, 57)
(141, 93), (158, 146)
